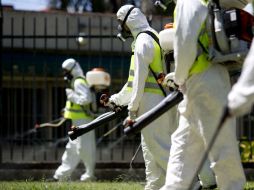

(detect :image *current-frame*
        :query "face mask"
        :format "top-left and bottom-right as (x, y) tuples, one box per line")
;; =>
(117, 6), (135, 42)
(63, 63), (76, 82)
(64, 71), (73, 82)
(117, 24), (132, 42)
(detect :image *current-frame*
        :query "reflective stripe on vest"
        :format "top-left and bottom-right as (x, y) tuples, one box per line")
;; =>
(64, 77), (93, 120)
(126, 35), (164, 96)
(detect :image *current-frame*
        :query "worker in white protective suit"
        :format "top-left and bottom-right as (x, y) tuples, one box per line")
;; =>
(227, 1), (254, 117)
(160, 0), (247, 189)
(157, 8), (217, 190)
(107, 5), (177, 190)
(53, 58), (96, 181)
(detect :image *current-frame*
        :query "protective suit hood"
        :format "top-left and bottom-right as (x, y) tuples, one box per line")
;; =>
(62, 58), (84, 79)
(117, 5), (151, 38)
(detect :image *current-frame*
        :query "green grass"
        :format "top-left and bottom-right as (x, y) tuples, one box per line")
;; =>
(0, 181), (144, 190)
(0, 181), (254, 190)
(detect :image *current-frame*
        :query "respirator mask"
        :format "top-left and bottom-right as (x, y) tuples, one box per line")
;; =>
(153, 0), (174, 11)
(63, 63), (76, 83)
(117, 6), (135, 42)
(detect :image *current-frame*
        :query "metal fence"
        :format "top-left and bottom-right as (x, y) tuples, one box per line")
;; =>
(0, 8), (254, 170)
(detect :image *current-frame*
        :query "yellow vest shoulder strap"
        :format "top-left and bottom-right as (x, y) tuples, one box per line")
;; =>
(137, 30), (161, 49)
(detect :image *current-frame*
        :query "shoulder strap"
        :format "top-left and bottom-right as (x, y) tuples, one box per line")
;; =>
(149, 65), (167, 97)
(136, 31), (167, 97)
(137, 30), (161, 49)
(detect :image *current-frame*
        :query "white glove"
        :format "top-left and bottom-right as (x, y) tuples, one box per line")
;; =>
(99, 94), (123, 112)
(107, 101), (122, 112)
(162, 72), (178, 91)
(65, 88), (74, 99)
(123, 111), (137, 127)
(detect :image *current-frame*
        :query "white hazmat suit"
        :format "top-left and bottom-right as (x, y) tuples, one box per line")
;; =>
(159, 21), (217, 190)
(53, 58), (96, 181)
(161, 0), (246, 189)
(110, 5), (177, 190)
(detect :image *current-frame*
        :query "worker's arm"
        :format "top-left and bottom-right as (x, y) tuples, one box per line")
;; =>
(173, 0), (208, 85)
(66, 80), (92, 105)
(127, 33), (154, 112)
(228, 41), (254, 116)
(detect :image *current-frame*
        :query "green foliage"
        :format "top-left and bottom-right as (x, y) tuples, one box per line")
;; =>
(240, 141), (254, 162)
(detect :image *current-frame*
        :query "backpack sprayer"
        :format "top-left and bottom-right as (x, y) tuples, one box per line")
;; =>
(157, 0), (253, 74)
(206, 0), (254, 71)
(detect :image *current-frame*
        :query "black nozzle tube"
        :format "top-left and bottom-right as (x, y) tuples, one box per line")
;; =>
(124, 91), (183, 136)
(69, 107), (128, 140)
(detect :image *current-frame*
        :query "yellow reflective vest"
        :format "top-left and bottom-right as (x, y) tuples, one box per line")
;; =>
(64, 77), (93, 120)
(174, 0), (211, 76)
(188, 21), (211, 76)
(126, 32), (164, 96)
